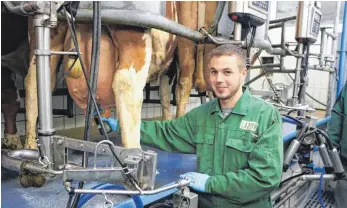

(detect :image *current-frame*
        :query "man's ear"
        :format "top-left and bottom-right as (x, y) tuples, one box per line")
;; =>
(241, 68), (248, 82)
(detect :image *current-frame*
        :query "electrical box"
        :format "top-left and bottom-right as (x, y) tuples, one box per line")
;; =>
(228, 1), (270, 42)
(295, 1), (322, 44)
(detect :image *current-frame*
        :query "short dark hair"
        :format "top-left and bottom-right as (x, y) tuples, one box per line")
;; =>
(207, 44), (247, 70)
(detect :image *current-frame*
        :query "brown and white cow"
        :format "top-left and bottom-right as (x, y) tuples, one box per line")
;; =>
(24, 1), (217, 149)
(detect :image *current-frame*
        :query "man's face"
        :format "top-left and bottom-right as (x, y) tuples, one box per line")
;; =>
(209, 55), (247, 100)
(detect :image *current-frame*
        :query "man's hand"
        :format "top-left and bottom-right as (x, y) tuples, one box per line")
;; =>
(93, 105), (118, 134)
(100, 117), (118, 132)
(180, 172), (210, 192)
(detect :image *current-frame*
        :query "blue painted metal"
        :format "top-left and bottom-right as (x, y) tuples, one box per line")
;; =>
(282, 116), (331, 143)
(337, 2), (347, 95)
(282, 116), (299, 125)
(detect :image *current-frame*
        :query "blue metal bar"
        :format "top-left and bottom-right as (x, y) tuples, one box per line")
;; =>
(282, 116), (299, 125)
(337, 2), (347, 95)
(282, 116), (331, 143)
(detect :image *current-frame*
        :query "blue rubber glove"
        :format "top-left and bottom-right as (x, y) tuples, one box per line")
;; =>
(100, 117), (118, 132)
(180, 172), (210, 192)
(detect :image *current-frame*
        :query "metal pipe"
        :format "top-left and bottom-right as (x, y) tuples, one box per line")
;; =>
(320, 28), (326, 66)
(269, 23), (283, 30)
(247, 39), (286, 55)
(51, 51), (80, 56)
(301, 174), (335, 181)
(1, 150), (63, 175)
(2, 1), (39, 16)
(6, 149), (39, 160)
(72, 179), (190, 195)
(332, 2), (341, 61)
(269, 15), (296, 24)
(58, 9), (204, 42)
(326, 2), (339, 115)
(337, 2), (347, 95)
(292, 43), (303, 106)
(200, 28), (241, 45)
(34, 14), (55, 165)
(270, 178), (299, 201)
(208, 1), (226, 33)
(274, 181), (309, 208)
(249, 63), (281, 69)
(325, 31), (337, 40)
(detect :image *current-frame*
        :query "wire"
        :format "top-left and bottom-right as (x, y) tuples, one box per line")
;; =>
(279, 169), (311, 187)
(286, 74), (327, 107)
(63, 3), (140, 194)
(66, 193), (75, 208)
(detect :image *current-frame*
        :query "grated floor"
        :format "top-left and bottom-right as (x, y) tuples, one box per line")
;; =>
(304, 191), (335, 208)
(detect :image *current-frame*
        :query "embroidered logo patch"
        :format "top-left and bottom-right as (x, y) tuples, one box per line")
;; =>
(240, 120), (258, 132)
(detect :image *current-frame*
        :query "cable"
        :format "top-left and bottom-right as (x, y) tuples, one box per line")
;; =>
(63, 2), (140, 193)
(279, 169), (311, 187)
(66, 193), (75, 208)
(69, 2), (101, 207)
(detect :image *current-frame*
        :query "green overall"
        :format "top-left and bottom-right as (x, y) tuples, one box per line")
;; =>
(328, 82), (347, 165)
(140, 87), (283, 207)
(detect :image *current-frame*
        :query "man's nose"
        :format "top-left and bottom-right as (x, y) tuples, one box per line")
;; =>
(216, 73), (223, 82)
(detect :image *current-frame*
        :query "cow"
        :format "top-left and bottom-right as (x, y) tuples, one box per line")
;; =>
(24, 1), (216, 149)
(1, 9), (29, 150)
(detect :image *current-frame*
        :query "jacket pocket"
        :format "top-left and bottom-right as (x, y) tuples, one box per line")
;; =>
(224, 131), (255, 172)
(194, 132), (214, 174)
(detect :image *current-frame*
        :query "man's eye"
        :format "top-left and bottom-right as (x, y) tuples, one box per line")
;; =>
(211, 71), (217, 74)
(225, 71), (232, 75)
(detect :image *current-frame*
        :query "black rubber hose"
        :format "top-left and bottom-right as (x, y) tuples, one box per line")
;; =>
(316, 129), (334, 149)
(63, 3), (141, 204)
(279, 169), (312, 187)
(72, 2), (101, 207)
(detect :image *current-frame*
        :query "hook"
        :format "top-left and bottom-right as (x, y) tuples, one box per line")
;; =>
(103, 193), (114, 208)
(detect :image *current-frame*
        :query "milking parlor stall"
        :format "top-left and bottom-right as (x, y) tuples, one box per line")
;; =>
(1, 1), (347, 208)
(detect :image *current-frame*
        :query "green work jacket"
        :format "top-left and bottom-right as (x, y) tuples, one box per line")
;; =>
(328, 82), (347, 165)
(140, 87), (283, 207)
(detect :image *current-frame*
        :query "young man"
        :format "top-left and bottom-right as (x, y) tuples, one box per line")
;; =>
(328, 82), (347, 208)
(102, 44), (283, 207)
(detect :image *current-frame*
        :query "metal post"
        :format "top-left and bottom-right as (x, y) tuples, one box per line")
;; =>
(337, 2), (347, 95)
(34, 13), (55, 166)
(319, 28), (326, 66)
(326, 1), (342, 116)
(292, 43), (303, 106)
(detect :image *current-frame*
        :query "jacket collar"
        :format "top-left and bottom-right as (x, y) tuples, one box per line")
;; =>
(209, 86), (251, 116)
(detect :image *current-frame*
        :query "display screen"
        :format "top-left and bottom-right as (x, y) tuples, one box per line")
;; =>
(311, 11), (321, 36)
(250, 1), (269, 14)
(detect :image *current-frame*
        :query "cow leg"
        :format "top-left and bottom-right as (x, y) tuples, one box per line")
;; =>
(25, 23), (67, 149)
(175, 2), (198, 118)
(159, 74), (172, 120)
(112, 27), (152, 148)
(1, 68), (22, 149)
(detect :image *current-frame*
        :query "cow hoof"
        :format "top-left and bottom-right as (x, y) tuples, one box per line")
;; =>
(19, 173), (46, 188)
(3, 134), (23, 150)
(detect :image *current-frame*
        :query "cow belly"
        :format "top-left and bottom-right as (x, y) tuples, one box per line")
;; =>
(147, 29), (176, 83)
(64, 25), (117, 110)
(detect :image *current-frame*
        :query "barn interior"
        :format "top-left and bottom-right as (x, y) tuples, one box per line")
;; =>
(1, 1), (347, 208)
